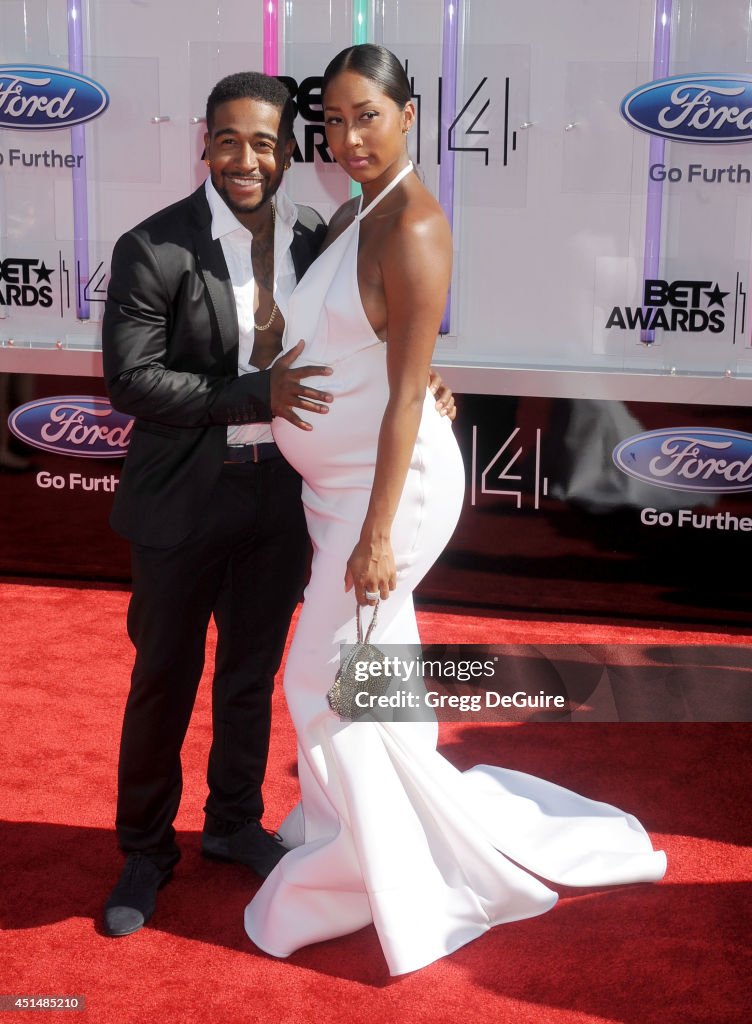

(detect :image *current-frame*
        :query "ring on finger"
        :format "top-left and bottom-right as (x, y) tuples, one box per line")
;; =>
(364, 589), (380, 601)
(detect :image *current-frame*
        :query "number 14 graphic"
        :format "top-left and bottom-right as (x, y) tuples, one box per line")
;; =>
(471, 426), (548, 509)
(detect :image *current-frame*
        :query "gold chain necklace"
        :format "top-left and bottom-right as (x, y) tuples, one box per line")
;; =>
(254, 201), (278, 332)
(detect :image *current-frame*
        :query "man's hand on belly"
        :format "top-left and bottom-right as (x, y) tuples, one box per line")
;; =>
(270, 340), (334, 430)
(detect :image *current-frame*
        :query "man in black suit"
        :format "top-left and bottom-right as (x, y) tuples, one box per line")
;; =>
(100, 72), (335, 937)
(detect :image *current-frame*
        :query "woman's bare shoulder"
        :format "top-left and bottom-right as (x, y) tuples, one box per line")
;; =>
(390, 184), (451, 250)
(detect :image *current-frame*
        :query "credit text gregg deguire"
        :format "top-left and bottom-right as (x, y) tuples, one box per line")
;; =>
(353, 687), (565, 713)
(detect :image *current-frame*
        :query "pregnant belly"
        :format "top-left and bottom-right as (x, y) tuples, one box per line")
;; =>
(273, 345), (389, 488)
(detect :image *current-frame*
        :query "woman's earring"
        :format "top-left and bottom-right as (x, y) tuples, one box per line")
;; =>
(204, 159), (211, 167)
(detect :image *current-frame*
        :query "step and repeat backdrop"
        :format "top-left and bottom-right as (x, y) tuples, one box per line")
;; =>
(2, 0), (752, 626)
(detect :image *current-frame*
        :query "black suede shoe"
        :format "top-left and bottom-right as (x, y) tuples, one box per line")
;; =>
(201, 819), (287, 878)
(103, 853), (173, 937)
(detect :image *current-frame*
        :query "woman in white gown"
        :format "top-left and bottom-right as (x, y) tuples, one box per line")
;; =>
(244, 44), (666, 975)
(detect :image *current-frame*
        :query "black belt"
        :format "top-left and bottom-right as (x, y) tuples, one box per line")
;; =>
(224, 442), (281, 464)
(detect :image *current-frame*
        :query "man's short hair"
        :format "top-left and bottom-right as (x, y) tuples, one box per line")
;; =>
(206, 71), (296, 139)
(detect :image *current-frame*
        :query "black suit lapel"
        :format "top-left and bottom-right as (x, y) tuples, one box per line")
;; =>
(290, 223), (310, 282)
(190, 187), (239, 366)
(290, 211), (326, 281)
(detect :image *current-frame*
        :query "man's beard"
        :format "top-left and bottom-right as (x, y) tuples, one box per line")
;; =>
(215, 177), (277, 218)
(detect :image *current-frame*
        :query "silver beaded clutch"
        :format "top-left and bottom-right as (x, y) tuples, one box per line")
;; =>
(327, 601), (390, 719)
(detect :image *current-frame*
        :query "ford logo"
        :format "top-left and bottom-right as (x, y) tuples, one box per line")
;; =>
(620, 74), (752, 143)
(613, 428), (752, 493)
(0, 65), (109, 130)
(8, 397), (132, 458)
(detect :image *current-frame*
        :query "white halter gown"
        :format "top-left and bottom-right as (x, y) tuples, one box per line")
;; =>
(245, 165), (666, 975)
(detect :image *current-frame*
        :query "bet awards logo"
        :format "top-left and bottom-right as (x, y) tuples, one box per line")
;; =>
(0, 253), (106, 315)
(606, 278), (729, 334)
(0, 257), (54, 308)
(279, 68), (508, 169)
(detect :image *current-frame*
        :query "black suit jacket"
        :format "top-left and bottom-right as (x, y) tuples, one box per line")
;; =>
(102, 185), (326, 548)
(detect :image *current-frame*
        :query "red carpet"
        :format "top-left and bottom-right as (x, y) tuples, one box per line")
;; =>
(1, 581), (750, 1024)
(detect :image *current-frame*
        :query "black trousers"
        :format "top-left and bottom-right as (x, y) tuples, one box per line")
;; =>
(115, 457), (309, 866)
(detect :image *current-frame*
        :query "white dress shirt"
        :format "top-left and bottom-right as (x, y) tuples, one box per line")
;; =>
(205, 177), (298, 445)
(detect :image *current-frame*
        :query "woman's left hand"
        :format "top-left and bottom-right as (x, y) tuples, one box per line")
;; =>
(428, 368), (456, 420)
(345, 535), (397, 605)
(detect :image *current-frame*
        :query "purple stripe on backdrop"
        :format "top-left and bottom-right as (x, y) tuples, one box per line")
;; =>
(67, 0), (90, 320)
(439, 0), (460, 334)
(641, 0), (673, 345)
